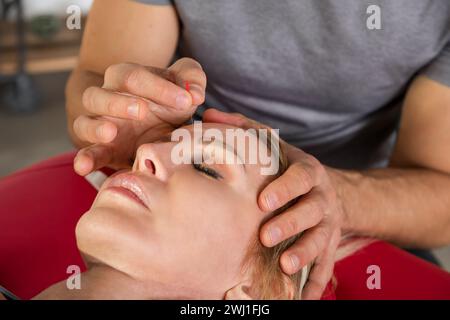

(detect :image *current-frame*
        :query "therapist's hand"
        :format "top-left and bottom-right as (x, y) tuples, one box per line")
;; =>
(73, 58), (206, 175)
(203, 108), (343, 300)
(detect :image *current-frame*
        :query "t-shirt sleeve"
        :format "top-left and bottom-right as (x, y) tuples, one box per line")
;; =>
(420, 40), (450, 87)
(134, 0), (173, 5)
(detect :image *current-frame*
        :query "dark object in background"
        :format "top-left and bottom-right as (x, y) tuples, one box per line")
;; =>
(0, 71), (40, 112)
(0, 0), (41, 113)
(30, 14), (61, 40)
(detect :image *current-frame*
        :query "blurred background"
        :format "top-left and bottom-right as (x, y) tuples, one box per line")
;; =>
(0, 0), (91, 174)
(0, 0), (449, 271)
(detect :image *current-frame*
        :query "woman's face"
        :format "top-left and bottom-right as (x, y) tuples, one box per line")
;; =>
(76, 123), (276, 298)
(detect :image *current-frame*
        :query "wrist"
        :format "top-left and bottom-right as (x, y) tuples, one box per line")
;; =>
(325, 166), (362, 234)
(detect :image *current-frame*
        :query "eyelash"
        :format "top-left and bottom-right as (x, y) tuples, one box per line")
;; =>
(192, 163), (223, 180)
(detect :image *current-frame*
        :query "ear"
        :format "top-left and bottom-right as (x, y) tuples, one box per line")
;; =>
(224, 280), (253, 300)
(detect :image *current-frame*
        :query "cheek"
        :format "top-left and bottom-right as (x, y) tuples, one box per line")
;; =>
(155, 175), (260, 287)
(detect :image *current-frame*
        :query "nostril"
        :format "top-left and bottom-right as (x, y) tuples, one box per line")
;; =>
(144, 159), (156, 174)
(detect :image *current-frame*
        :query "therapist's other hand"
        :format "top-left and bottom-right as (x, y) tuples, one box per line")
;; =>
(203, 108), (343, 300)
(73, 58), (206, 176)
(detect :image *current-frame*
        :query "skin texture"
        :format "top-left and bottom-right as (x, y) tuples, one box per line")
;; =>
(66, 0), (450, 299)
(71, 58), (206, 175)
(66, 0), (205, 173)
(35, 124), (283, 299)
(202, 76), (450, 298)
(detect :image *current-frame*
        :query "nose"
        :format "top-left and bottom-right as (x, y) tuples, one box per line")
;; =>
(133, 143), (175, 181)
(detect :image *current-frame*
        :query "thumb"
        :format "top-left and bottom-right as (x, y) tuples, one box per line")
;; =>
(74, 145), (115, 176)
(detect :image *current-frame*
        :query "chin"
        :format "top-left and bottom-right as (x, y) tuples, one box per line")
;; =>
(75, 210), (98, 258)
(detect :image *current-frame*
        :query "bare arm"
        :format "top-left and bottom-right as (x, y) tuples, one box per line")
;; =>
(331, 76), (450, 248)
(66, 0), (180, 147)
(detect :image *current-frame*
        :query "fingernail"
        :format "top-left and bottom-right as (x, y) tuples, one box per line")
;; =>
(268, 227), (282, 245)
(289, 254), (300, 272)
(175, 93), (191, 109)
(127, 103), (140, 119)
(265, 193), (278, 211)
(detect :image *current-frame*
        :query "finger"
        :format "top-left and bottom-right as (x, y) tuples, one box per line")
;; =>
(74, 144), (114, 176)
(103, 63), (192, 111)
(168, 58), (207, 106)
(203, 108), (284, 146)
(259, 161), (320, 212)
(73, 115), (118, 144)
(279, 223), (333, 275)
(260, 190), (325, 247)
(83, 87), (153, 121)
(203, 108), (270, 131)
(302, 230), (340, 300)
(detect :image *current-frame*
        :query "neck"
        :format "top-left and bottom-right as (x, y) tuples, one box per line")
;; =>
(33, 264), (221, 299)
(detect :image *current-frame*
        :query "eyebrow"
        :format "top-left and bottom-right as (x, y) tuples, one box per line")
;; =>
(158, 133), (173, 143)
(200, 139), (246, 172)
(161, 131), (246, 172)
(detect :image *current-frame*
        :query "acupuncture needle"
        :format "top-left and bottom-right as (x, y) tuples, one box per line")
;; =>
(185, 80), (194, 124)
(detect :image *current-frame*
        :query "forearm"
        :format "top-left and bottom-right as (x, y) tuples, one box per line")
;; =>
(65, 66), (104, 148)
(328, 166), (450, 248)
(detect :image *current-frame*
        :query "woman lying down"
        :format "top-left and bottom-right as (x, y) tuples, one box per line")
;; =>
(29, 122), (374, 300)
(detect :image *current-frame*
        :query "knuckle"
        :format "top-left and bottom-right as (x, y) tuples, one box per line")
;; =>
(82, 87), (96, 110)
(330, 229), (341, 248)
(317, 227), (331, 246)
(305, 153), (319, 167)
(309, 237), (321, 256)
(122, 66), (146, 91)
(310, 229), (329, 255)
(285, 215), (300, 236)
(103, 64), (116, 81)
(73, 117), (81, 132)
(104, 63), (127, 82)
(153, 80), (170, 101)
(276, 182), (292, 204)
(104, 95), (118, 115)
(73, 117), (85, 136)
(310, 198), (326, 220)
(309, 156), (325, 176)
(291, 163), (314, 190)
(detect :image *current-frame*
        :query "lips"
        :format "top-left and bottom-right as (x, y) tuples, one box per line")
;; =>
(104, 173), (150, 210)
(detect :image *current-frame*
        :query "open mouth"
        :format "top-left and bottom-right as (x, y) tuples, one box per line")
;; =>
(104, 173), (150, 210)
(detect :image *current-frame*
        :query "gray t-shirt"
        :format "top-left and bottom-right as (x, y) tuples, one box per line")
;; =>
(137, 0), (450, 169)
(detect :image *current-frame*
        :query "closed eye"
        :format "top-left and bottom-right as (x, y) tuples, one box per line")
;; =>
(192, 163), (223, 180)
